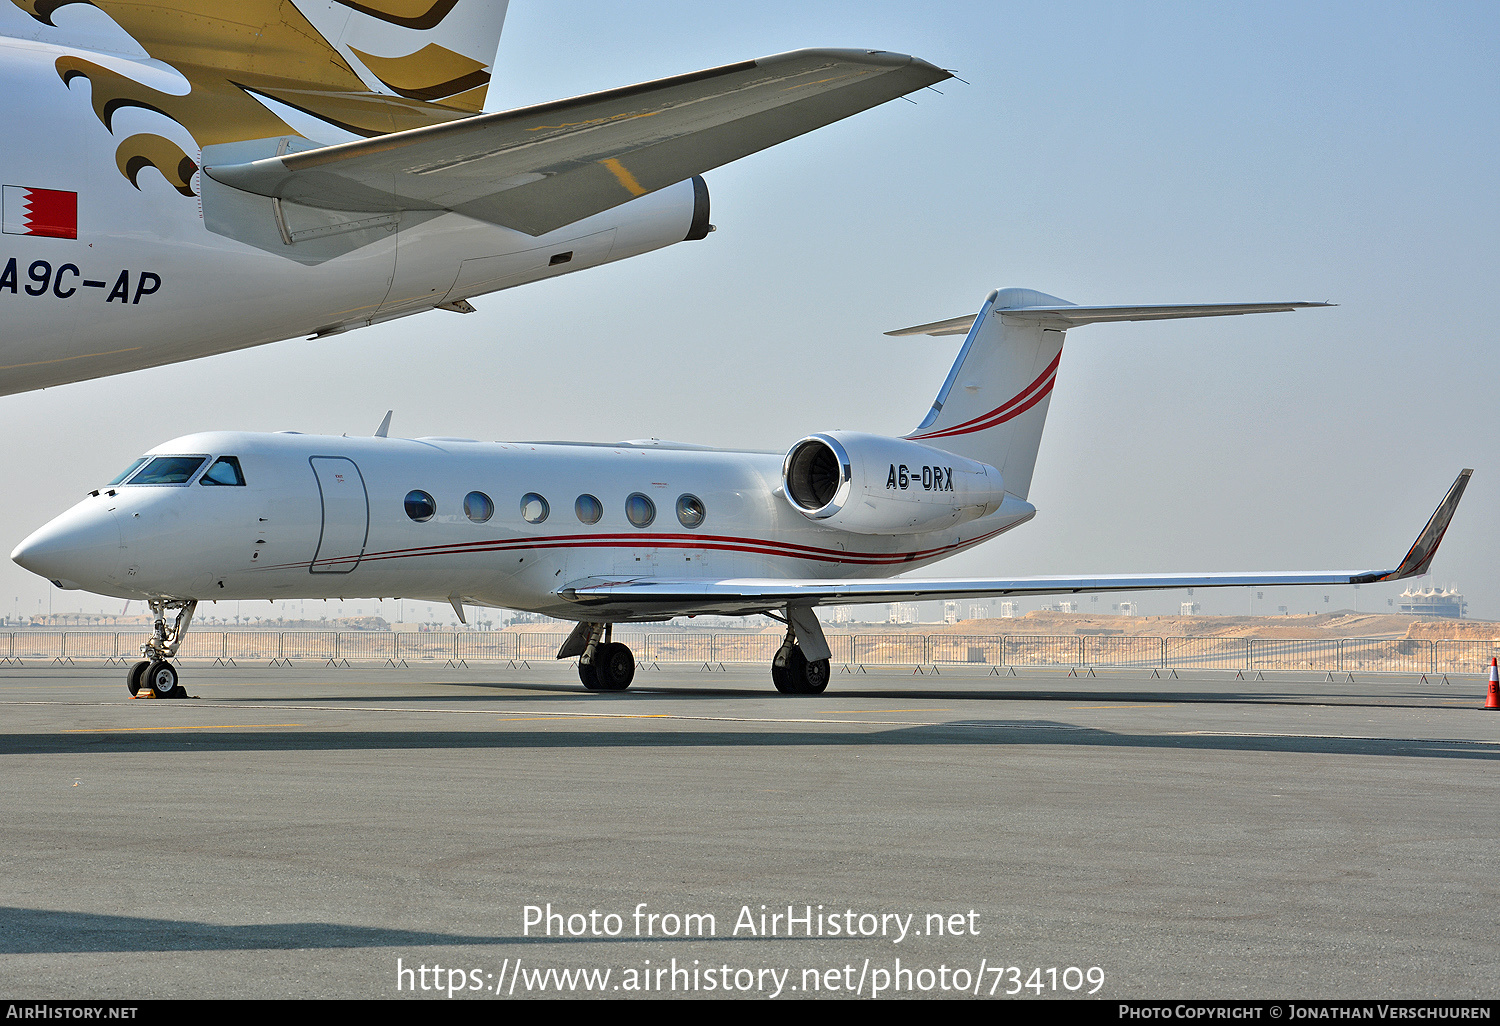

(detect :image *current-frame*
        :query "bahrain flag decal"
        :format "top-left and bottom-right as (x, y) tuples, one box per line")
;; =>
(2, 186), (77, 239)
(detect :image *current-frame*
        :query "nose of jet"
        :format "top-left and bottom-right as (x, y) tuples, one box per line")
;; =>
(11, 503), (123, 591)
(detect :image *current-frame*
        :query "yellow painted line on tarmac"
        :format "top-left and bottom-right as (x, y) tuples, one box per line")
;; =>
(63, 724), (303, 733)
(815, 709), (949, 714)
(495, 714), (671, 722)
(1169, 729), (1500, 746)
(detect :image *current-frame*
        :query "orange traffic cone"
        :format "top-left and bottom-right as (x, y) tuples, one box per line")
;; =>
(1488, 657), (1499, 710)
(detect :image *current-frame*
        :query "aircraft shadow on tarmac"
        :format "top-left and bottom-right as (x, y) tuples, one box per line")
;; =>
(0, 906), (783, 954)
(222, 679), (1458, 710)
(7, 722), (1496, 760)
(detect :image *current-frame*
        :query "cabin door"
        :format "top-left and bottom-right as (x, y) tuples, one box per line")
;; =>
(309, 457), (369, 574)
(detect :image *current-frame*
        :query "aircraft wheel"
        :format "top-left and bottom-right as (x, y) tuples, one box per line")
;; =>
(126, 660), (150, 696)
(592, 643), (635, 691)
(579, 659), (605, 690)
(144, 660), (180, 697)
(776, 647), (830, 695)
(771, 658), (796, 693)
(800, 657), (831, 695)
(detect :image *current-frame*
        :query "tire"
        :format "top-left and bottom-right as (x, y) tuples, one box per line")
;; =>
(579, 659), (604, 690)
(145, 660), (179, 697)
(776, 647), (830, 695)
(771, 655), (796, 693)
(127, 660), (150, 696)
(593, 643), (635, 691)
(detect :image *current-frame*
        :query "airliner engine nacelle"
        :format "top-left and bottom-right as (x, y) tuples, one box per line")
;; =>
(781, 431), (1005, 535)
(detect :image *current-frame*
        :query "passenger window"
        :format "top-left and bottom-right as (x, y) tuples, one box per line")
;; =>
(464, 491), (494, 523)
(520, 493), (549, 524)
(405, 490), (436, 522)
(676, 494), (705, 528)
(107, 458), (147, 486)
(575, 494), (603, 525)
(199, 456), (245, 486)
(131, 456), (207, 485)
(625, 492), (656, 528)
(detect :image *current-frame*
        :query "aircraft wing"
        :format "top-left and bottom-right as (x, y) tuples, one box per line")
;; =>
(559, 470), (1472, 617)
(885, 302), (1333, 337)
(204, 48), (950, 236)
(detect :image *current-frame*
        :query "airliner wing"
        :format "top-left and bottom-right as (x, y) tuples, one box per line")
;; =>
(559, 470), (1471, 616)
(204, 49), (950, 236)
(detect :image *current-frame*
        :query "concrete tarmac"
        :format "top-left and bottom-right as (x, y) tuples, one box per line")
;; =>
(1, 662), (1497, 1000)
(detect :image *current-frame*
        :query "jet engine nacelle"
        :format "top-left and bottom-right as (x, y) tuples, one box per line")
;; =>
(782, 431), (1005, 535)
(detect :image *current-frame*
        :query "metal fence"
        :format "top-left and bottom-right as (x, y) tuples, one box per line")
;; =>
(2, 631), (1496, 674)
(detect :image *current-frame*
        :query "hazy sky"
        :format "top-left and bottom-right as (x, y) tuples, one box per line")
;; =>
(2, 0), (1496, 625)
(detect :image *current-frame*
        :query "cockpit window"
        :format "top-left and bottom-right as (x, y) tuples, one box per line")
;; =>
(130, 456), (207, 485)
(199, 456), (245, 486)
(106, 458), (148, 486)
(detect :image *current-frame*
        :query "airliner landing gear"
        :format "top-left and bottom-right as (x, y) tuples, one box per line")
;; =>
(770, 615), (830, 695)
(771, 640), (830, 694)
(573, 623), (634, 692)
(128, 598), (196, 698)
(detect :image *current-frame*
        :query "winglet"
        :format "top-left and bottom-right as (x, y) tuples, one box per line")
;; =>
(1352, 469), (1472, 584)
(374, 410), (392, 438)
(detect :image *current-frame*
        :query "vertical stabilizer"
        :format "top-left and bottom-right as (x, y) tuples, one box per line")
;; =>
(904, 289), (1071, 500)
(893, 290), (1331, 501)
(300, 1), (512, 114)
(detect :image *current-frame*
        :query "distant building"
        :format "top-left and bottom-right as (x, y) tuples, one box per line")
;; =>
(1399, 585), (1467, 619)
(889, 602), (919, 624)
(943, 600), (958, 624)
(1117, 602), (1138, 616)
(999, 601), (1020, 618)
(1180, 602), (1201, 616)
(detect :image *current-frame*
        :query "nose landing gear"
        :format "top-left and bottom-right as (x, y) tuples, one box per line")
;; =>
(127, 598), (195, 698)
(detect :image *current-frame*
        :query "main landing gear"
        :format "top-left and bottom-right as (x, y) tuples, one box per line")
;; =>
(771, 623), (830, 694)
(557, 606), (834, 695)
(767, 605), (833, 694)
(127, 598), (195, 698)
(561, 623), (635, 692)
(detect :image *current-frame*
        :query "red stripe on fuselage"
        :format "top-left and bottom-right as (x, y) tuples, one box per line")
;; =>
(912, 373), (1056, 441)
(908, 350), (1061, 441)
(271, 526), (1013, 575)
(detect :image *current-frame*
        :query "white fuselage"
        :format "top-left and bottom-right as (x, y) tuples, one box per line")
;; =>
(0, 34), (700, 396)
(14, 430), (1036, 621)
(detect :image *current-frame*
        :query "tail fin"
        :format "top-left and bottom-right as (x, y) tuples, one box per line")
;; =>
(308, 1), (511, 115)
(894, 290), (1332, 500)
(901, 288), (1068, 500)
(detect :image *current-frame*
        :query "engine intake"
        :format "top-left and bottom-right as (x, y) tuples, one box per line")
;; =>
(782, 432), (1004, 535)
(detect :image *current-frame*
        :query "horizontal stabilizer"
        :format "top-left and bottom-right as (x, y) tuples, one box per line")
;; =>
(559, 471), (1471, 617)
(205, 49), (950, 236)
(887, 301), (1333, 337)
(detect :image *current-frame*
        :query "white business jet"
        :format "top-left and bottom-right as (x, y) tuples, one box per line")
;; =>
(12, 287), (1471, 698)
(0, 0), (947, 394)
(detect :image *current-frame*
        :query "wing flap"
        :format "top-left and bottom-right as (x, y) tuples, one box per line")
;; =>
(204, 48), (950, 236)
